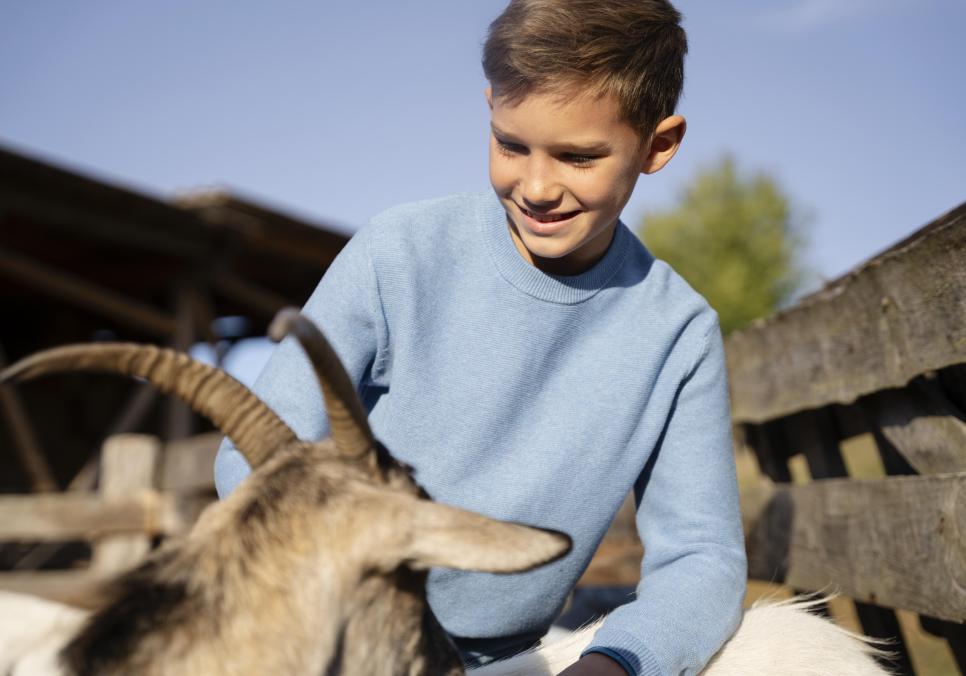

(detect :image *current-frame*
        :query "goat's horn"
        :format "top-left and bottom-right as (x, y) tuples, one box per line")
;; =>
(268, 309), (376, 461)
(0, 344), (298, 468)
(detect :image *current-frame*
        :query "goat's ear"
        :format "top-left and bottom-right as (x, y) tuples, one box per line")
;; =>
(383, 496), (571, 573)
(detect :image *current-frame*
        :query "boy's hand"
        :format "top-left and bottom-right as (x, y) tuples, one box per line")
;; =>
(557, 652), (628, 676)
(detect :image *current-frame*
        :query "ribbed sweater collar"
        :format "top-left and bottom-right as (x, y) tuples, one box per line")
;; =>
(477, 192), (631, 305)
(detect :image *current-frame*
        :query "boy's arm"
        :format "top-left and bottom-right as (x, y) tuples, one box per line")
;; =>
(581, 315), (747, 676)
(214, 226), (386, 498)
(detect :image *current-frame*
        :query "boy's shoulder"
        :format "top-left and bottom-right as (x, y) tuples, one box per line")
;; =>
(612, 233), (720, 339)
(367, 192), (488, 240)
(359, 191), (494, 272)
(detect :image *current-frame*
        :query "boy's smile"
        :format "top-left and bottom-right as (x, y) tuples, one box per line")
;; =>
(487, 87), (685, 276)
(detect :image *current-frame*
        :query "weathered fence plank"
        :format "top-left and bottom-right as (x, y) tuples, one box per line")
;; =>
(792, 406), (915, 673)
(746, 473), (966, 624)
(92, 434), (159, 573)
(0, 570), (110, 608)
(862, 378), (966, 475)
(727, 201), (966, 424)
(0, 492), (182, 540)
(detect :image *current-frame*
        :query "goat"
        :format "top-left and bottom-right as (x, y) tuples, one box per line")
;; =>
(0, 310), (891, 675)
(1, 310), (570, 675)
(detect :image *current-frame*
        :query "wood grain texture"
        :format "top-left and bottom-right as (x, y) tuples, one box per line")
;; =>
(862, 377), (966, 475)
(726, 201), (966, 424)
(0, 491), (182, 540)
(746, 473), (966, 623)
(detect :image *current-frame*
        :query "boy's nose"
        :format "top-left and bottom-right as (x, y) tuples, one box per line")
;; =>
(521, 158), (563, 206)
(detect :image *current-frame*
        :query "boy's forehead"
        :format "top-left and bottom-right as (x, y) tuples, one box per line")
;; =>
(489, 88), (637, 145)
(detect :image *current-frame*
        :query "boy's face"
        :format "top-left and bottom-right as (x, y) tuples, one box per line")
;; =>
(487, 87), (684, 275)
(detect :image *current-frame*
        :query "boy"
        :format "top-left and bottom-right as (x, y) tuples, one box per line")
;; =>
(215, 1), (746, 674)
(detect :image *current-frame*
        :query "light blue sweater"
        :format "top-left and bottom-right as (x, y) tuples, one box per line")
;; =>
(214, 191), (746, 676)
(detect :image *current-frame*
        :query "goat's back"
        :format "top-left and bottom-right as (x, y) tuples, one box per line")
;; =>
(471, 597), (892, 676)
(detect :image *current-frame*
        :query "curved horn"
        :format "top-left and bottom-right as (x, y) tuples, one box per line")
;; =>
(0, 344), (298, 468)
(268, 309), (376, 461)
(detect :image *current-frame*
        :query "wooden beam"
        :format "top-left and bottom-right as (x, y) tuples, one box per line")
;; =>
(212, 271), (290, 319)
(0, 491), (186, 541)
(92, 434), (159, 574)
(0, 344), (57, 492)
(0, 155), (211, 259)
(0, 246), (176, 338)
(939, 363), (966, 414)
(726, 201), (966, 424)
(107, 383), (159, 439)
(0, 569), (111, 609)
(791, 406), (914, 673)
(164, 285), (195, 440)
(785, 408), (848, 478)
(744, 421), (793, 483)
(920, 615), (966, 672)
(862, 377), (966, 475)
(745, 473), (966, 623)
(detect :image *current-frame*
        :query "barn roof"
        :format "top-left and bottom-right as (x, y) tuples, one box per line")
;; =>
(0, 144), (350, 490)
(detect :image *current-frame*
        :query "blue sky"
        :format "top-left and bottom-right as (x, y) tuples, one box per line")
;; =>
(2, 0), (964, 290)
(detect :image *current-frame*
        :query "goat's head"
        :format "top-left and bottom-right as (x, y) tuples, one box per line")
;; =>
(0, 310), (570, 675)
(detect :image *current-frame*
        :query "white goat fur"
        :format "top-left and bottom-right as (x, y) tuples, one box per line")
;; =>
(473, 596), (891, 676)
(0, 591), (890, 675)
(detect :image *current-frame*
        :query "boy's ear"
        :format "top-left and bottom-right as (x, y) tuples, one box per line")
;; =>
(641, 115), (686, 175)
(485, 86), (493, 110)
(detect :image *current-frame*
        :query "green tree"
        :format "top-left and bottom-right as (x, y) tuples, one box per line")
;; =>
(639, 155), (807, 335)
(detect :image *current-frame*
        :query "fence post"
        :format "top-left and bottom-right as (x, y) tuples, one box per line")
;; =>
(91, 434), (160, 574)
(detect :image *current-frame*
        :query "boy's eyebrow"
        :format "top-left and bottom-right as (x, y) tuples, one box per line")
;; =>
(490, 123), (611, 154)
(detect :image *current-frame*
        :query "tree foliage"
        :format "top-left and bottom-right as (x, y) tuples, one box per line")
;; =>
(639, 155), (807, 335)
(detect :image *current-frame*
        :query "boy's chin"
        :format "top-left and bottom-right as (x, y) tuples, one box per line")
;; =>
(520, 237), (575, 261)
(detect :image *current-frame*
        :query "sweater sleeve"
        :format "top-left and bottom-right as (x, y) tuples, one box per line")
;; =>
(583, 315), (747, 676)
(213, 225), (387, 498)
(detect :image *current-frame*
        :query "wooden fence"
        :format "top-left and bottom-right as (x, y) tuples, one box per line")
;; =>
(733, 201), (966, 674)
(0, 433), (220, 607)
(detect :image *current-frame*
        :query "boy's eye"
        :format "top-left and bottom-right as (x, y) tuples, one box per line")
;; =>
(564, 153), (599, 167)
(496, 139), (525, 155)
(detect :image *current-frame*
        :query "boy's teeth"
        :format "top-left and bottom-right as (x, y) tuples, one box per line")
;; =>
(527, 210), (571, 222)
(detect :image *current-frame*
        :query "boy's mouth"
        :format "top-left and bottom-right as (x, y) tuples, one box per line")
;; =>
(517, 204), (581, 230)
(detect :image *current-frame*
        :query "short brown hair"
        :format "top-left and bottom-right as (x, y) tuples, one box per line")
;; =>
(482, 0), (687, 140)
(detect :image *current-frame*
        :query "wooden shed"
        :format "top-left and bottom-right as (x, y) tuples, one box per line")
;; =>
(0, 145), (349, 493)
